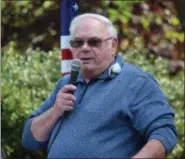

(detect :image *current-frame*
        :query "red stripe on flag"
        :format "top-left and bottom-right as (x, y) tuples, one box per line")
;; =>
(61, 49), (73, 60)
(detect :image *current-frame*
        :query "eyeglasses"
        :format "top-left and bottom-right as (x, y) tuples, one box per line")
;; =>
(69, 37), (114, 48)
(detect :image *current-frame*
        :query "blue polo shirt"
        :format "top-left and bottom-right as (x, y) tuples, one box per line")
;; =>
(22, 54), (177, 158)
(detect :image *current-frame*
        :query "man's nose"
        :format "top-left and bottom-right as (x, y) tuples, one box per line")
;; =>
(81, 41), (90, 49)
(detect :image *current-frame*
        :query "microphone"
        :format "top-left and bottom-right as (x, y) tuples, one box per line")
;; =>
(66, 59), (81, 110)
(68, 59), (82, 86)
(47, 59), (82, 155)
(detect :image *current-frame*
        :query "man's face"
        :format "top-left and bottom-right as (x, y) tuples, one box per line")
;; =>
(70, 17), (117, 78)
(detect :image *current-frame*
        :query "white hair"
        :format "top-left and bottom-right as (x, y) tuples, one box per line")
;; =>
(69, 13), (118, 38)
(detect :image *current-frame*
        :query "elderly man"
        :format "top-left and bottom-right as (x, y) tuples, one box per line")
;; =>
(22, 13), (177, 158)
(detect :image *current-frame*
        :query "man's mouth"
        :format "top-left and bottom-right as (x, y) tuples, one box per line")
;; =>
(80, 58), (92, 62)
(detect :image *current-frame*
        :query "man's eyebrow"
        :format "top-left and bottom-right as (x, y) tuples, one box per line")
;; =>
(73, 36), (101, 39)
(89, 36), (101, 39)
(73, 37), (83, 40)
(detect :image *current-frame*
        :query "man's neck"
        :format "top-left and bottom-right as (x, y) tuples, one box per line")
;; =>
(82, 57), (116, 83)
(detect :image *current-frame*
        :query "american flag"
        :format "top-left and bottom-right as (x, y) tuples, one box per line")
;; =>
(61, 0), (78, 75)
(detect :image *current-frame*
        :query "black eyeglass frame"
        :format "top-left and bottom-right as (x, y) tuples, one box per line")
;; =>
(69, 37), (115, 48)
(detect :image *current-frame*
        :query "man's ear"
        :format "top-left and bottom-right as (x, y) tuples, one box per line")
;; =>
(111, 38), (118, 55)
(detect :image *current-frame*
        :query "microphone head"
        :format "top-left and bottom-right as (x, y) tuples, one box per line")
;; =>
(71, 59), (82, 71)
(68, 59), (82, 85)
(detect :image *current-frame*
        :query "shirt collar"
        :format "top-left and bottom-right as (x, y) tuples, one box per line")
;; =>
(76, 54), (124, 84)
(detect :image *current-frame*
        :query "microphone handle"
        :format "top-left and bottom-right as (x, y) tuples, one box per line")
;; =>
(68, 70), (79, 85)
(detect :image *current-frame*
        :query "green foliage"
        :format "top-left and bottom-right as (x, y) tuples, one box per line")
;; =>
(103, 1), (184, 65)
(104, 1), (134, 34)
(1, 1), (58, 27)
(1, 41), (61, 158)
(1, 0), (60, 50)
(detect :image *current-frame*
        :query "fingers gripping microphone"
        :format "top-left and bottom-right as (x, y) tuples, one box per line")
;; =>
(47, 59), (82, 155)
(68, 59), (82, 85)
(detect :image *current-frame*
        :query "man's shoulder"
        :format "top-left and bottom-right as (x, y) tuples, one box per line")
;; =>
(61, 74), (70, 81)
(115, 54), (153, 82)
(56, 74), (70, 88)
(120, 63), (158, 89)
(121, 63), (150, 79)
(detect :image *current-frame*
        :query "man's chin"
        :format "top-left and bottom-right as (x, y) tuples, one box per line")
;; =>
(82, 65), (94, 72)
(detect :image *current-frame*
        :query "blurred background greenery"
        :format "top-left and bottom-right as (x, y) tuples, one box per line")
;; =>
(1, 0), (184, 159)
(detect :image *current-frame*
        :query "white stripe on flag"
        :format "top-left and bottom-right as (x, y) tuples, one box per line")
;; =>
(61, 60), (72, 73)
(61, 35), (71, 49)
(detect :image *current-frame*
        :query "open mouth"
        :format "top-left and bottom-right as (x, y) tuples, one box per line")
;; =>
(80, 58), (92, 62)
